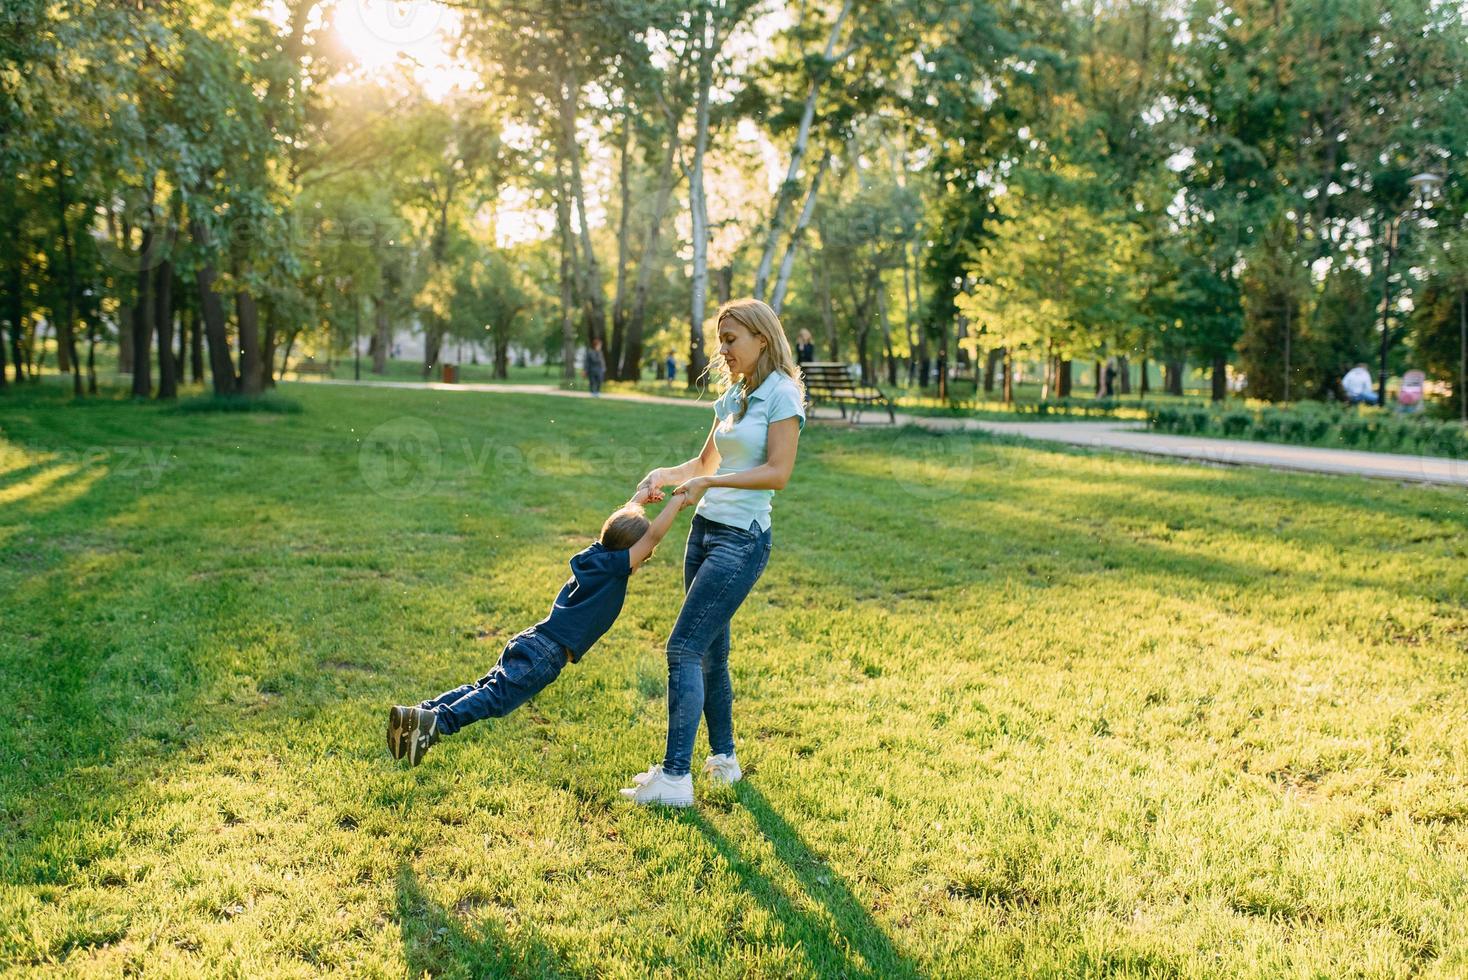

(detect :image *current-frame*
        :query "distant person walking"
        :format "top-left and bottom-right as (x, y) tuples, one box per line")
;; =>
(1342, 363), (1378, 405)
(665, 350), (677, 386)
(584, 337), (607, 397)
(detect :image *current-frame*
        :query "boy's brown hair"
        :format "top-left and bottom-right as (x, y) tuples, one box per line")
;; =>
(600, 504), (650, 551)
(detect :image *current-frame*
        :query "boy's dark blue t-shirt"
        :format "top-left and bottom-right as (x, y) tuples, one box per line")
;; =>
(532, 541), (632, 662)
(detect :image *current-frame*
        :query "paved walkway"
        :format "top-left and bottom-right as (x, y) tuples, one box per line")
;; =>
(308, 378), (1468, 488)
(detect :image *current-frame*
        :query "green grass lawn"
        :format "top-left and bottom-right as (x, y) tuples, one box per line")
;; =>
(3, 379), (1467, 977)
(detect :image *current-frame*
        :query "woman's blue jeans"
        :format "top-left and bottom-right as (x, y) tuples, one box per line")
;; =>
(662, 513), (772, 776)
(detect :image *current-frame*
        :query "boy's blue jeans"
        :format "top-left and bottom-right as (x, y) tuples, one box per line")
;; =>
(662, 514), (772, 777)
(420, 628), (570, 735)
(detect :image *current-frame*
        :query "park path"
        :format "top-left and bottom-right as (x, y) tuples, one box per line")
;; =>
(309, 378), (1468, 488)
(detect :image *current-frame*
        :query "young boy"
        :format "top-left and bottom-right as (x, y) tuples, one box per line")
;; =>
(388, 490), (692, 766)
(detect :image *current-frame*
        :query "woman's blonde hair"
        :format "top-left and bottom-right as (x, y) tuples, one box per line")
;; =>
(708, 298), (805, 424)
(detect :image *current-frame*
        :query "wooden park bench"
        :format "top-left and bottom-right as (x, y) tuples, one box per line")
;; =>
(291, 359), (333, 377)
(798, 362), (895, 424)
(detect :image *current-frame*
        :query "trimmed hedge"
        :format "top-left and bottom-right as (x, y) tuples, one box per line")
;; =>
(1148, 403), (1468, 458)
(1012, 396), (1130, 417)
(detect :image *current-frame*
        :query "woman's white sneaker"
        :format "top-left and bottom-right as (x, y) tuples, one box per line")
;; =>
(620, 765), (694, 807)
(703, 753), (742, 784)
(630, 764), (662, 787)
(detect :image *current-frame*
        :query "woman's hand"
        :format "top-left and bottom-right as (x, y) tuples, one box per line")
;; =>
(672, 475), (710, 507)
(633, 468), (667, 504)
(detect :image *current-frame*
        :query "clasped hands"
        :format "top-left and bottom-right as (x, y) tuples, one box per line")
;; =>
(632, 469), (710, 508)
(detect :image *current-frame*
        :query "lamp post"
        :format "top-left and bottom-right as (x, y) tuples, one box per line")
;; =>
(1377, 172), (1444, 404)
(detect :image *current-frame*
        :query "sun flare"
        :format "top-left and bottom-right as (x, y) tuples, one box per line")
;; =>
(331, 0), (474, 97)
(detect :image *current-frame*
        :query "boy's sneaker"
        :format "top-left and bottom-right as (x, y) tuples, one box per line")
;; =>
(387, 705), (439, 766)
(620, 765), (694, 807)
(387, 705), (413, 760)
(702, 753), (742, 784)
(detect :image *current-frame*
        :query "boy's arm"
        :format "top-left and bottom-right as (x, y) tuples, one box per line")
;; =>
(628, 491), (690, 569)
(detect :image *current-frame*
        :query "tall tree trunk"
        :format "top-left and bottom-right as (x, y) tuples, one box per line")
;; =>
(262, 303), (278, 389)
(553, 148), (580, 381)
(235, 290), (263, 395)
(770, 149), (832, 314)
(189, 306), (204, 383)
(176, 303), (189, 380)
(685, 4), (714, 387)
(86, 316), (98, 394)
(27, 320), (42, 378)
(154, 260), (176, 399)
(559, 67), (606, 346)
(879, 283), (897, 387)
(816, 244), (837, 360)
(279, 330), (298, 377)
(752, 0), (851, 301)
(190, 219), (237, 395)
(1164, 358), (1184, 396)
(112, 210), (132, 375)
(936, 326), (949, 401)
(901, 241), (917, 387)
(372, 296), (390, 374)
(1210, 353), (1227, 402)
(54, 165), (82, 395)
(423, 317), (445, 381)
(983, 348), (1001, 394)
(1002, 348), (1013, 403)
(1139, 356), (1150, 397)
(118, 303), (135, 372)
(1094, 359), (1105, 396)
(494, 324), (511, 379)
(1118, 355), (1131, 394)
(1, 178), (18, 384)
(608, 114), (633, 376)
(131, 226), (154, 398)
(1058, 358), (1072, 397)
(620, 127), (680, 380)
(1376, 220), (1396, 405)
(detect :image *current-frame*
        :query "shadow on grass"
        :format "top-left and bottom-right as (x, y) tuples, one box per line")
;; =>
(691, 783), (925, 979)
(395, 867), (574, 979)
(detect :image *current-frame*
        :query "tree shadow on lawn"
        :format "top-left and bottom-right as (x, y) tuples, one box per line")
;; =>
(395, 867), (576, 979)
(686, 783), (925, 979)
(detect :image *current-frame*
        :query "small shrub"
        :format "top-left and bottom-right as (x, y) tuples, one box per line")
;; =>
(1144, 399), (1461, 459)
(1220, 410), (1253, 437)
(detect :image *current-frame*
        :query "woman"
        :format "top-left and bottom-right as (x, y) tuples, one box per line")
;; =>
(795, 328), (816, 365)
(622, 299), (806, 807)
